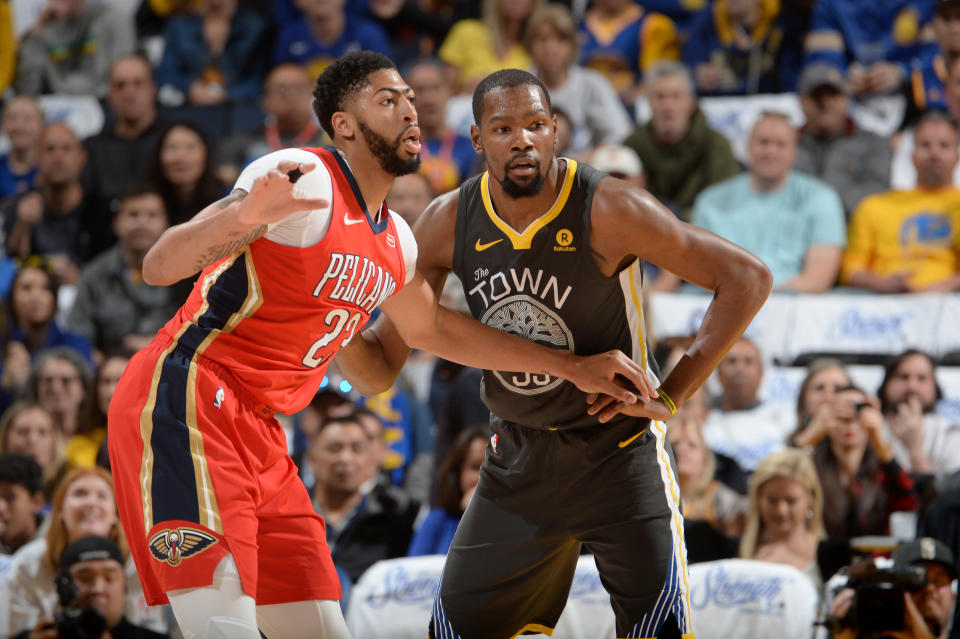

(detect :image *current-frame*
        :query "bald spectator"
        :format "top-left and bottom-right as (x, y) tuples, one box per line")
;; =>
(404, 58), (476, 195)
(2, 123), (95, 277)
(623, 62), (740, 223)
(14, 0), (134, 97)
(217, 63), (328, 185)
(794, 64), (891, 216)
(83, 55), (168, 254)
(701, 337), (794, 471)
(387, 172), (434, 227)
(0, 97), (43, 202)
(66, 186), (177, 357)
(677, 112), (845, 293)
(587, 143), (645, 189)
(842, 111), (960, 293)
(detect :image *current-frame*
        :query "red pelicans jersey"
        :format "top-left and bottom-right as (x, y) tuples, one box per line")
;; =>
(157, 147), (417, 415)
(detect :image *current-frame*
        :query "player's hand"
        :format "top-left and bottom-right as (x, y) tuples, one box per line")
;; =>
(586, 391), (673, 423)
(561, 350), (655, 407)
(236, 161), (329, 227)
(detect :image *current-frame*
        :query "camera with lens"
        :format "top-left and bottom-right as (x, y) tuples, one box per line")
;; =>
(52, 572), (107, 639)
(843, 559), (929, 637)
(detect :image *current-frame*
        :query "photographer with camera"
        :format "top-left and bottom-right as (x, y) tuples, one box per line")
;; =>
(16, 536), (166, 639)
(827, 537), (958, 639)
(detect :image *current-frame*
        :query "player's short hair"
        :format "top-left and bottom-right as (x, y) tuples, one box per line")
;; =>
(0, 453), (44, 495)
(472, 69), (552, 125)
(313, 51), (398, 139)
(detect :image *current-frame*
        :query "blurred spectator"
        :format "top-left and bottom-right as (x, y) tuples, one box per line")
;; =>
(579, 0), (680, 105)
(82, 54), (167, 253)
(307, 415), (419, 583)
(701, 337), (793, 471)
(273, 0), (391, 78)
(0, 402), (66, 499)
(0, 96), (43, 202)
(387, 172), (434, 227)
(14, 0), (134, 97)
(842, 111), (960, 293)
(739, 448), (826, 586)
(794, 64), (892, 217)
(216, 63), (327, 186)
(2, 467), (165, 637)
(893, 54), (960, 190)
(812, 384), (918, 538)
(363, 0), (460, 67)
(156, 0), (268, 107)
(0, 454), (44, 555)
(3, 124), (96, 277)
(145, 121), (226, 226)
(684, 0), (802, 95)
(438, 0), (540, 92)
(27, 347), (92, 439)
(905, 0), (960, 126)
(623, 62), (739, 225)
(403, 58), (476, 194)
(790, 357), (852, 447)
(803, 0), (930, 97)
(878, 349), (960, 480)
(66, 352), (129, 470)
(688, 111), (846, 293)
(526, 4), (632, 156)
(587, 143), (645, 189)
(829, 537), (957, 639)
(408, 425), (486, 556)
(668, 417), (746, 537)
(12, 535), (167, 639)
(552, 104), (573, 156)
(0, 2), (12, 95)
(66, 187), (176, 358)
(293, 387), (355, 489)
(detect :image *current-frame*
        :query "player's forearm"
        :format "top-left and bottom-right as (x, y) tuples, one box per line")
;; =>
(662, 259), (772, 405)
(143, 192), (262, 286)
(337, 321), (413, 396)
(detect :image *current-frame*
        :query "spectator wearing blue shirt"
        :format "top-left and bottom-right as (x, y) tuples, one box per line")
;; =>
(273, 0), (392, 78)
(155, 0), (269, 106)
(408, 426), (487, 557)
(804, 0), (934, 96)
(0, 97), (42, 204)
(905, 0), (960, 126)
(684, 0), (802, 95)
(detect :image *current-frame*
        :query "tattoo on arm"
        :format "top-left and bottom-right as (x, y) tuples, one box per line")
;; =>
(214, 189), (248, 209)
(191, 224), (267, 272)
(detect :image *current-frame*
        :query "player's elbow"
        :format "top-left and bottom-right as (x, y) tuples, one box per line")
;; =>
(744, 256), (774, 303)
(142, 248), (175, 287)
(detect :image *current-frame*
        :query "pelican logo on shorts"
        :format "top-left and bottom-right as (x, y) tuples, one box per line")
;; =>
(149, 527), (218, 566)
(214, 387), (224, 409)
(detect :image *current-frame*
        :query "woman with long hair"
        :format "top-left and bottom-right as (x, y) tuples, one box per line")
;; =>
(789, 357), (852, 448)
(68, 351), (131, 469)
(408, 426), (488, 556)
(739, 448), (826, 586)
(2, 467), (166, 636)
(0, 400), (67, 498)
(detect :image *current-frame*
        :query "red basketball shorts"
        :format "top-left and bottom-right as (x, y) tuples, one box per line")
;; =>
(108, 337), (340, 606)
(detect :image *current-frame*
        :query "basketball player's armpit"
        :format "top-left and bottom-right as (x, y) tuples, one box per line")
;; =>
(191, 225), (267, 272)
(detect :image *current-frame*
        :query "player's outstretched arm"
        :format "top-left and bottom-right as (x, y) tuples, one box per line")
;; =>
(142, 161), (328, 286)
(379, 272), (655, 405)
(587, 179), (772, 421)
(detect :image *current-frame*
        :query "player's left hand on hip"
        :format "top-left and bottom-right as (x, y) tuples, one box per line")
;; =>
(586, 393), (673, 424)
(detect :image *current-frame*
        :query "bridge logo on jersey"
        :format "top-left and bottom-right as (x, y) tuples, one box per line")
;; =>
(481, 295), (575, 395)
(148, 527), (218, 566)
(554, 229), (575, 252)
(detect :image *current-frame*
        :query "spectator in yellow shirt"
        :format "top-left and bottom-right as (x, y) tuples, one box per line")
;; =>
(841, 110), (960, 293)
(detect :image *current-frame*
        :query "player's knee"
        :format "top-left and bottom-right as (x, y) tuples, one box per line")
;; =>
(203, 615), (262, 639)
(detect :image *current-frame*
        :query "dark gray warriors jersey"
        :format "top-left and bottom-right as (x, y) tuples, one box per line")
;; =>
(452, 159), (658, 429)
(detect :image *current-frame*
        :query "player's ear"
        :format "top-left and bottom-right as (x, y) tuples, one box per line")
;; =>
(470, 124), (483, 155)
(552, 114), (558, 150)
(332, 111), (355, 140)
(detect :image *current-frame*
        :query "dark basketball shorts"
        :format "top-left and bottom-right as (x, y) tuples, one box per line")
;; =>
(430, 416), (694, 639)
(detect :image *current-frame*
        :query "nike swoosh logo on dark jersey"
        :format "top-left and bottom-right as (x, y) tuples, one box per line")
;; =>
(475, 238), (503, 251)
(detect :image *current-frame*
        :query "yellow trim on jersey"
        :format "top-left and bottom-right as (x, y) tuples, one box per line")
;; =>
(480, 160), (578, 250)
(627, 635), (696, 639)
(184, 249), (264, 533)
(138, 256), (238, 532)
(627, 262), (648, 373)
(654, 419), (694, 631)
(509, 623), (556, 638)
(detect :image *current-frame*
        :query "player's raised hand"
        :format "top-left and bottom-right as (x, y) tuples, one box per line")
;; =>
(236, 161), (329, 227)
(561, 350), (656, 407)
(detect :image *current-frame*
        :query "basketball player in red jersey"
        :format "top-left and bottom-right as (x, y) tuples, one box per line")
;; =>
(108, 52), (652, 639)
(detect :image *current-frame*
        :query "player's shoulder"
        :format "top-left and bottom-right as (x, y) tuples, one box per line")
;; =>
(420, 186), (461, 226)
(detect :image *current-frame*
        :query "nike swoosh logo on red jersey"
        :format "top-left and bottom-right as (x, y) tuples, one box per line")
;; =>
(344, 213), (365, 225)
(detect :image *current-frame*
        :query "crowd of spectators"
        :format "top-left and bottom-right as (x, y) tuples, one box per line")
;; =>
(1, 0), (960, 637)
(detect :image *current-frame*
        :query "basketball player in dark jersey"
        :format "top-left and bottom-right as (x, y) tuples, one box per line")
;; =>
(338, 69), (772, 639)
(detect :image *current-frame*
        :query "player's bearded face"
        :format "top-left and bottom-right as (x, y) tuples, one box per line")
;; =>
(357, 119), (421, 176)
(498, 153), (546, 199)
